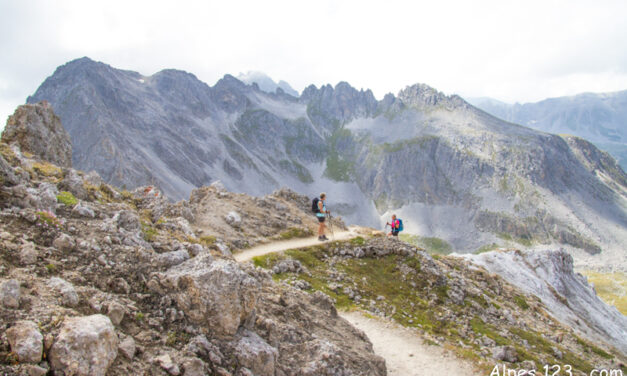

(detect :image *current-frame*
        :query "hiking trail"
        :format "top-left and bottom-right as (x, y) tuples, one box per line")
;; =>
(233, 226), (361, 262)
(341, 311), (478, 376)
(235, 229), (479, 375)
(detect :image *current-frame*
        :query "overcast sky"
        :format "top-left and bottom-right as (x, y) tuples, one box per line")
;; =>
(1, 0), (627, 126)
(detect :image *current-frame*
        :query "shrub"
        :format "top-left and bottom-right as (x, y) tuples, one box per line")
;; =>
(35, 211), (64, 230)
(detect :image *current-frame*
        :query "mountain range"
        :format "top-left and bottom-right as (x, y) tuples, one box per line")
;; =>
(468, 92), (627, 170)
(237, 71), (299, 97)
(26, 57), (627, 271)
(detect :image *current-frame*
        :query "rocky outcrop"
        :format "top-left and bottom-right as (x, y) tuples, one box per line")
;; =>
(0, 141), (385, 375)
(466, 249), (627, 354)
(1, 102), (72, 167)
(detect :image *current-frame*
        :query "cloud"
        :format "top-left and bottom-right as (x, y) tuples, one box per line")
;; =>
(1, 0), (627, 126)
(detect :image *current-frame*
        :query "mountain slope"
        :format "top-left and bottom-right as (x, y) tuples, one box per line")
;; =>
(237, 71), (299, 97)
(27, 58), (627, 270)
(468, 92), (627, 170)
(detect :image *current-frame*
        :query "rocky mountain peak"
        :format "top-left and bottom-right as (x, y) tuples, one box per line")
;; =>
(398, 83), (469, 110)
(1, 102), (72, 168)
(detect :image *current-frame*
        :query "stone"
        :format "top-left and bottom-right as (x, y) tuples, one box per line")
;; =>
(6, 320), (43, 363)
(272, 259), (303, 274)
(25, 365), (48, 376)
(116, 210), (141, 232)
(49, 277), (79, 307)
(118, 336), (136, 360)
(59, 169), (89, 200)
(19, 242), (39, 265)
(552, 346), (563, 360)
(49, 314), (118, 376)
(165, 255), (259, 336)
(107, 301), (126, 326)
(233, 331), (278, 376)
(155, 353), (180, 375)
(182, 357), (205, 376)
(0, 279), (21, 308)
(72, 201), (95, 218)
(1, 102), (72, 167)
(187, 243), (204, 257)
(225, 211), (241, 228)
(0, 154), (19, 186)
(53, 233), (75, 252)
(157, 249), (190, 268)
(492, 345), (518, 363)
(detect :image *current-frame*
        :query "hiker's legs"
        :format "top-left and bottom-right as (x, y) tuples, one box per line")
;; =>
(318, 217), (326, 237)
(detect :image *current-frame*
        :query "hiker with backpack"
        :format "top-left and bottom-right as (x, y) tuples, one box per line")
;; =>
(312, 193), (329, 241)
(387, 214), (403, 237)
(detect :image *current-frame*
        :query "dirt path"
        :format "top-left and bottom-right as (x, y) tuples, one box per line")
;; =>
(341, 311), (478, 376)
(234, 226), (359, 262)
(234, 231), (478, 375)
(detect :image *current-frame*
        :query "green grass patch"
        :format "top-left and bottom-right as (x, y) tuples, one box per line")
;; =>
(199, 235), (216, 247)
(475, 243), (500, 254)
(514, 295), (530, 310)
(350, 236), (366, 246)
(57, 191), (78, 206)
(32, 161), (62, 178)
(141, 221), (158, 242)
(277, 227), (313, 240)
(470, 317), (510, 346)
(580, 271), (627, 315)
(400, 234), (452, 255)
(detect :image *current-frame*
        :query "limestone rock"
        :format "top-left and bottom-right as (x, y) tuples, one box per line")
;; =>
(2, 102), (72, 167)
(72, 201), (95, 218)
(225, 211), (242, 228)
(492, 345), (518, 363)
(182, 357), (205, 376)
(19, 242), (39, 265)
(165, 255), (259, 336)
(107, 301), (127, 326)
(49, 277), (79, 307)
(0, 153), (19, 186)
(49, 314), (118, 376)
(116, 210), (141, 232)
(53, 233), (75, 252)
(233, 331), (278, 376)
(58, 169), (89, 200)
(0, 279), (21, 308)
(118, 336), (136, 360)
(6, 320), (43, 364)
(155, 353), (180, 375)
(157, 249), (190, 268)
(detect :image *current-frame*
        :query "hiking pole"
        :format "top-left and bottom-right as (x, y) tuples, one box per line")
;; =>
(326, 212), (335, 241)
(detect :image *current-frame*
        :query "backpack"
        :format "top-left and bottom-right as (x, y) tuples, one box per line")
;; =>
(312, 197), (320, 213)
(397, 219), (404, 232)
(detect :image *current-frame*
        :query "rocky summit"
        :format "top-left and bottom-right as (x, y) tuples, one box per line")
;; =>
(26, 58), (627, 272)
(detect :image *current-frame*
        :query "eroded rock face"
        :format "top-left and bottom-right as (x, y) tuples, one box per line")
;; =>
(6, 320), (43, 364)
(49, 314), (118, 376)
(164, 255), (259, 336)
(2, 102), (72, 167)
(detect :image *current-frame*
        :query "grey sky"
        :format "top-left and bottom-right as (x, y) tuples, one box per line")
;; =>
(1, 0), (627, 126)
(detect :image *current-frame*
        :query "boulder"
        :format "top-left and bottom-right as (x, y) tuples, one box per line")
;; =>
(0, 153), (19, 186)
(6, 320), (43, 363)
(107, 301), (127, 326)
(182, 357), (205, 376)
(165, 255), (259, 336)
(233, 330), (278, 376)
(72, 201), (96, 218)
(225, 211), (242, 228)
(49, 314), (118, 376)
(1, 102), (72, 167)
(0, 279), (21, 308)
(58, 169), (88, 200)
(116, 210), (141, 232)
